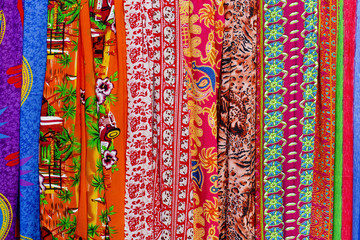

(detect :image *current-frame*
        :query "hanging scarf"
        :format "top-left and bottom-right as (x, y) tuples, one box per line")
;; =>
(352, 0), (360, 238)
(123, 0), (155, 238)
(40, 0), (127, 238)
(217, 0), (257, 239)
(151, 0), (194, 238)
(342, 0), (356, 238)
(309, 0), (337, 239)
(180, 0), (224, 238)
(0, 0), (22, 238)
(258, 0), (319, 239)
(19, 0), (47, 239)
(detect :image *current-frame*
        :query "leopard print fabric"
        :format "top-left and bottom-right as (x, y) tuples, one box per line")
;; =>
(217, 0), (257, 239)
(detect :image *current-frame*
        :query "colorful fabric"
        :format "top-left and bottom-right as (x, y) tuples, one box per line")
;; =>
(19, 0), (48, 239)
(0, 0), (23, 238)
(151, 0), (194, 238)
(353, 0), (360, 238)
(258, 0), (319, 239)
(309, 0), (337, 239)
(180, 0), (224, 238)
(217, 0), (257, 239)
(342, 0), (356, 238)
(123, 0), (154, 238)
(39, 0), (127, 239)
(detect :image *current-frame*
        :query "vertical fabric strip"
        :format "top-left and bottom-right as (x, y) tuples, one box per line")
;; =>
(353, 0), (360, 238)
(342, 0), (356, 238)
(310, 0), (337, 238)
(333, 0), (344, 237)
(218, 0), (257, 238)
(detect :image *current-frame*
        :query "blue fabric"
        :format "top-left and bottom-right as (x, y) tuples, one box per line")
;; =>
(19, 0), (48, 238)
(353, 1), (360, 239)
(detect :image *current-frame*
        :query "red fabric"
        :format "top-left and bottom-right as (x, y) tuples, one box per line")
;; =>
(342, 1), (357, 239)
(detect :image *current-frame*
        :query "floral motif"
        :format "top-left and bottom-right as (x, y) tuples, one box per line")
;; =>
(264, 144), (283, 161)
(264, 111), (283, 127)
(95, 78), (114, 105)
(305, 0), (317, 13)
(199, 4), (215, 27)
(265, 6), (283, 23)
(300, 170), (313, 185)
(300, 187), (313, 202)
(300, 203), (312, 219)
(265, 211), (283, 226)
(303, 67), (317, 83)
(203, 197), (220, 222)
(299, 220), (311, 235)
(265, 59), (285, 76)
(265, 94), (284, 110)
(264, 161), (282, 177)
(304, 32), (317, 48)
(265, 227), (283, 240)
(303, 102), (316, 117)
(265, 194), (283, 210)
(304, 49), (318, 66)
(264, 178), (282, 193)
(303, 84), (317, 100)
(102, 150), (118, 170)
(301, 153), (314, 169)
(304, 14), (318, 31)
(265, 76), (283, 93)
(265, 42), (284, 58)
(264, 128), (283, 144)
(265, 24), (284, 41)
(302, 136), (315, 152)
(303, 118), (315, 135)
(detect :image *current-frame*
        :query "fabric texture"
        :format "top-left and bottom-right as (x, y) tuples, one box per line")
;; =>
(217, 0), (257, 239)
(0, 0), (23, 238)
(259, 0), (319, 239)
(180, 0), (224, 238)
(342, 0), (356, 238)
(19, 0), (48, 239)
(151, 0), (194, 238)
(310, 0), (337, 238)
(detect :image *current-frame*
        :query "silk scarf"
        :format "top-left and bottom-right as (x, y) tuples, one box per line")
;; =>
(19, 0), (48, 239)
(218, 0), (257, 239)
(258, 0), (319, 239)
(124, 0), (155, 238)
(180, 0), (224, 238)
(151, 0), (194, 238)
(309, 0), (337, 239)
(0, 0), (22, 238)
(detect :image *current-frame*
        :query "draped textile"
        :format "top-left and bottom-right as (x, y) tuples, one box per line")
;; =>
(19, 0), (48, 239)
(217, 0), (257, 239)
(123, 0), (154, 238)
(0, 0), (22, 238)
(39, 0), (127, 238)
(342, 0), (356, 238)
(309, 0), (337, 238)
(258, 0), (319, 239)
(151, 0), (194, 238)
(353, 0), (360, 238)
(180, 0), (224, 238)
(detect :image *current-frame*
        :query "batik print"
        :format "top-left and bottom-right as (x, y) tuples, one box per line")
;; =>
(180, 0), (224, 238)
(217, 0), (257, 239)
(19, 0), (48, 239)
(124, 0), (155, 239)
(152, 0), (194, 239)
(39, 1), (81, 238)
(310, 0), (337, 238)
(0, 0), (22, 238)
(259, 0), (318, 239)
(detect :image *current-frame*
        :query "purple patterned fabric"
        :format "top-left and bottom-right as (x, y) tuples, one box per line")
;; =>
(0, 0), (22, 238)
